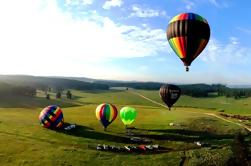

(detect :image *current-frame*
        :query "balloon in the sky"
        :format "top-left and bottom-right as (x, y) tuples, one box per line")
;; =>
(96, 103), (118, 131)
(39, 105), (64, 129)
(120, 106), (137, 126)
(166, 13), (210, 71)
(159, 84), (181, 110)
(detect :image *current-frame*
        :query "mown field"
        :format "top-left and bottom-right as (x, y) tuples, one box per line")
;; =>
(0, 89), (251, 165)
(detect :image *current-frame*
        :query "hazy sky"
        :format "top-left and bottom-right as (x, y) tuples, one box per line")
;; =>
(0, 0), (251, 84)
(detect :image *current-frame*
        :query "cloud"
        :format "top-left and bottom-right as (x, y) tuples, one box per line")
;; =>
(229, 37), (239, 45)
(137, 65), (148, 71)
(181, 0), (229, 9)
(200, 37), (251, 64)
(82, 0), (94, 5)
(182, 0), (195, 10)
(65, 0), (94, 6)
(208, 0), (218, 6)
(0, 0), (169, 77)
(130, 5), (168, 18)
(237, 27), (251, 36)
(207, 0), (229, 8)
(103, 0), (123, 10)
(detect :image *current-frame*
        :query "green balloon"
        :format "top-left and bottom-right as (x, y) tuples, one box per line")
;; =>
(120, 107), (137, 126)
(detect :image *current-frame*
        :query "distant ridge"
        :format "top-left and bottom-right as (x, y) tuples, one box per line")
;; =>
(0, 75), (109, 91)
(227, 84), (251, 88)
(0, 74), (250, 91)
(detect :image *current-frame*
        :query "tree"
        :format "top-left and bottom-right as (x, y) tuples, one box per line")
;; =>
(227, 133), (250, 166)
(56, 92), (61, 99)
(56, 87), (64, 93)
(11, 86), (36, 97)
(66, 90), (72, 99)
(40, 85), (48, 94)
(46, 94), (50, 100)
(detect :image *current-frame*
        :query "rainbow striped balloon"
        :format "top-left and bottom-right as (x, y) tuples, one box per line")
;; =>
(39, 105), (64, 129)
(167, 13), (210, 71)
(96, 103), (118, 130)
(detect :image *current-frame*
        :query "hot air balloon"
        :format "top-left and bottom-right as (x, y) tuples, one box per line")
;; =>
(96, 103), (118, 131)
(159, 84), (181, 110)
(166, 13), (210, 71)
(120, 106), (137, 127)
(39, 105), (64, 129)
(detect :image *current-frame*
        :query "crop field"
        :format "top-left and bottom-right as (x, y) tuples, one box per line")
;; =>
(0, 89), (251, 165)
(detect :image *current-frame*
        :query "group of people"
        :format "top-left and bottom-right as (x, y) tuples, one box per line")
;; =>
(96, 144), (160, 153)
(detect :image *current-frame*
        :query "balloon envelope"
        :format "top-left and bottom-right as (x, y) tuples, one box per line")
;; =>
(159, 84), (181, 110)
(39, 105), (64, 129)
(120, 107), (137, 126)
(96, 103), (118, 129)
(166, 13), (210, 71)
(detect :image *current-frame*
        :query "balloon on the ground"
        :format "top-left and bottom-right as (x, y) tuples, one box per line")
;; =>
(96, 103), (118, 130)
(159, 84), (181, 110)
(120, 107), (137, 126)
(166, 13), (210, 71)
(39, 105), (64, 129)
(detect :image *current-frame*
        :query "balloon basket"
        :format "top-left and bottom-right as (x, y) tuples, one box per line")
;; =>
(125, 126), (136, 136)
(126, 128), (133, 136)
(186, 66), (189, 72)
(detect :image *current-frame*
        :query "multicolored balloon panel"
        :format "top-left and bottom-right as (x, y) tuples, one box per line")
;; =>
(96, 103), (118, 129)
(120, 107), (137, 126)
(39, 105), (64, 129)
(167, 13), (210, 71)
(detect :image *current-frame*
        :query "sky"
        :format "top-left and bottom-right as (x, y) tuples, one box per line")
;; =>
(0, 0), (251, 84)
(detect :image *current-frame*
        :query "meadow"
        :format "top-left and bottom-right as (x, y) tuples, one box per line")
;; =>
(0, 89), (250, 165)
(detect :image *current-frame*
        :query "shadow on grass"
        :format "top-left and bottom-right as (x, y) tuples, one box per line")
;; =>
(57, 123), (130, 144)
(133, 128), (233, 142)
(56, 123), (179, 155)
(70, 95), (84, 100)
(58, 123), (234, 145)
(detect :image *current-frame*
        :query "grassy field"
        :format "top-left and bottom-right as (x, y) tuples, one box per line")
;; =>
(0, 89), (251, 165)
(136, 90), (251, 114)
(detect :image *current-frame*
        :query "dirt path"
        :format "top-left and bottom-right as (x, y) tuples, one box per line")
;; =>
(129, 91), (169, 109)
(204, 113), (251, 132)
(129, 90), (251, 132)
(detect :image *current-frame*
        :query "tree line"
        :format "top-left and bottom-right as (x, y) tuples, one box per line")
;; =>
(0, 75), (109, 91)
(0, 82), (74, 100)
(0, 82), (36, 97)
(96, 81), (251, 98)
(1, 79), (251, 99)
(175, 84), (251, 98)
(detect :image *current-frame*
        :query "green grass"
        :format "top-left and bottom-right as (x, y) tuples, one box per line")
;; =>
(0, 89), (250, 165)
(71, 89), (159, 107)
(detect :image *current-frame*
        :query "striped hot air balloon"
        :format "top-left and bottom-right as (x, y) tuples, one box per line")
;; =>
(39, 105), (64, 129)
(96, 103), (118, 131)
(167, 13), (210, 71)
